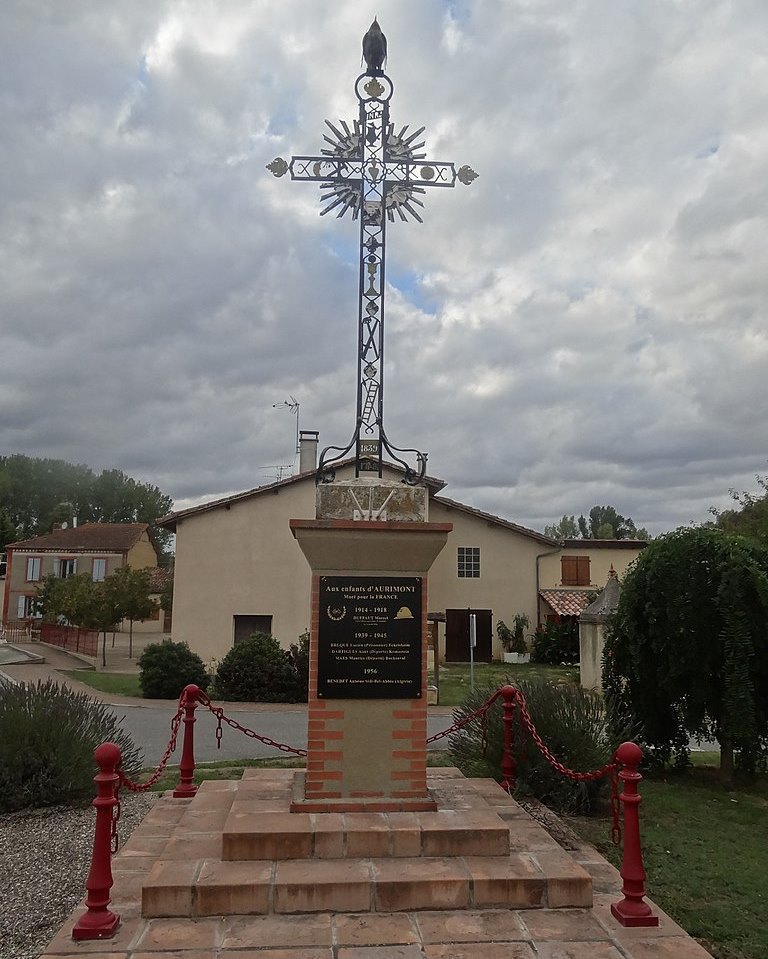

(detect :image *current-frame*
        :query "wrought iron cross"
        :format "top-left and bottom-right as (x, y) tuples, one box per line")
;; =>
(268, 20), (476, 484)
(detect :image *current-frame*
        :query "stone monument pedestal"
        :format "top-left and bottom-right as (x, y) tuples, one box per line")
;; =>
(290, 515), (450, 812)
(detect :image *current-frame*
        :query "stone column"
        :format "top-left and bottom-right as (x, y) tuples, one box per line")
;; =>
(579, 567), (621, 690)
(290, 479), (450, 811)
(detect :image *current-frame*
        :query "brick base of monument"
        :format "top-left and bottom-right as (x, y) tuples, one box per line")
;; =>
(140, 767), (593, 918)
(303, 573), (433, 809)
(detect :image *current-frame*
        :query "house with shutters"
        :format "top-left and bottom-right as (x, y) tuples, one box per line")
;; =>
(157, 434), (646, 664)
(1, 522), (165, 631)
(537, 538), (647, 624)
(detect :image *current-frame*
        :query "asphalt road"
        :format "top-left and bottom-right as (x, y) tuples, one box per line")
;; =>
(110, 703), (457, 766)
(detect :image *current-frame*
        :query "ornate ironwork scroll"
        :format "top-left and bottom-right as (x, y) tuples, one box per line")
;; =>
(268, 25), (476, 484)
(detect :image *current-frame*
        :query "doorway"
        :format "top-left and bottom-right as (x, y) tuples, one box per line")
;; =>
(445, 608), (492, 663)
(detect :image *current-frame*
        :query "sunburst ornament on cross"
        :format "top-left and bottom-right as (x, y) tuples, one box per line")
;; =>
(267, 20), (477, 485)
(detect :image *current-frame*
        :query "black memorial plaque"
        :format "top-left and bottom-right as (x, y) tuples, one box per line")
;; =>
(318, 576), (422, 699)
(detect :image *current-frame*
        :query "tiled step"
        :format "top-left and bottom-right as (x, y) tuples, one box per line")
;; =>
(142, 850), (591, 918)
(221, 807), (510, 860)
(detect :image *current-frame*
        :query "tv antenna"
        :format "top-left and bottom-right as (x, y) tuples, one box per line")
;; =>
(272, 396), (300, 455)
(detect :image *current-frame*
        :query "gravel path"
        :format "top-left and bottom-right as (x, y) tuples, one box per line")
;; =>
(0, 793), (156, 959)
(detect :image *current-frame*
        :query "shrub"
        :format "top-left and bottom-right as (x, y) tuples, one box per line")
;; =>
(447, 678), (631, 814)
(532, 619), (579, 664)
(0, 679), (142, 812)
(138, 639), (210, 699)
(288, 631), (310, 702)
(215, 632), (303, 702)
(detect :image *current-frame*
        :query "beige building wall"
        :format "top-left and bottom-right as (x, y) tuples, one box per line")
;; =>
(126, 532), (159, 570)
(5, 549), (126, 623)
(538, 543), (644, 589)
(168, 472), (558, 664)
(171, 482), (316, 663)
(426, 500), (546, 661)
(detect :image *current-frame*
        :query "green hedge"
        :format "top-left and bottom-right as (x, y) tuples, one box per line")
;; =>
(215, 632), (306, 702)
(138, 639), (210, 699)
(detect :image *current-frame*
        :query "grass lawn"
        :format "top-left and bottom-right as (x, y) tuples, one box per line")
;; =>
(432, 661), (579, 706)
(568, 764), (768, 959)
(62, 669), (143, 698)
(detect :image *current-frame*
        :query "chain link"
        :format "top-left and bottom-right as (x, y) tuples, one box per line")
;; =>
(610, 764), (622, 846)
(425, 689), (502, 746)
(196, 691), (308, 757)
(110, 780), (121, 854)
(425, 685), (622, 846)
(118, 698), (186, 792)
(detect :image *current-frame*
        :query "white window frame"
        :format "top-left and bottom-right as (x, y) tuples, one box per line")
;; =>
(54, 557), (77, 579)
(17, 594), (39, 619)
(26, 556), (42, 581)
(92, 558), (107, 582)
(457, 546), (481, 579)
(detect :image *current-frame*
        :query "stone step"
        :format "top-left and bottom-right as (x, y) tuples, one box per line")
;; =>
(141, 850), (592, 918)
(221, 807), (510, 860)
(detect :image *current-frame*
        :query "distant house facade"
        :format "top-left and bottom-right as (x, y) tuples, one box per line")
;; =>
(2, 522), (162, 630)
(158, 457), (645, 665)
(537, 538), (646, 623)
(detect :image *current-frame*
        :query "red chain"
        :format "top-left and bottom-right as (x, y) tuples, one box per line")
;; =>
(426, 685), (623, 846)
(426, 689), (503, 746)
(196, 691), (308, 757)
(110, 780), (121, 854)
(610, 764), (622, 845)
(117, 697), (186, 792)
(514, 693), (617, 783)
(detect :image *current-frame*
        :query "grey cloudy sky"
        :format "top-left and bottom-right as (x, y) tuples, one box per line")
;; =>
(2, 0), (766, 535)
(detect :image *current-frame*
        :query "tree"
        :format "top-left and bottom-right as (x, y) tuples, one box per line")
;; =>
(159, 570), (174, 615)
(544, 505), (649, 541)
(0, 454), (174, 558)
(88, 579), (126, 668)
(0, 507), (18, 552)
(35, 572), (124, 666)
(543, 515), (580, 540)
(712, 470), (768, 548)
(108, 566), (157, 659)
(603, 526), (768, 785)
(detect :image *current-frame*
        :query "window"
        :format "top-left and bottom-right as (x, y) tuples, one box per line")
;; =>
(457, 546), (480, 578)
(25, 557), (41, 581)
(92, 558), (107, 582)
(233, 614), (273, 645)
(54, 557), (77, 579)
(0, 553), (6, 578)
(561, 555), (590, 586)
(17, 595), (40, 619)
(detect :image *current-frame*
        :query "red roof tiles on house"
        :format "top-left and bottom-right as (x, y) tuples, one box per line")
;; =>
(8, 523), (150, 552)
(539, 589), (594, 617)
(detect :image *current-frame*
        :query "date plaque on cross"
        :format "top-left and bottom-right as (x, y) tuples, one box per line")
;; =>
(268, 21), (477, 485)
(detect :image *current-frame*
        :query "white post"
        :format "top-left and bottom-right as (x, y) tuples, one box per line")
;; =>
(469, 611), (477, 693)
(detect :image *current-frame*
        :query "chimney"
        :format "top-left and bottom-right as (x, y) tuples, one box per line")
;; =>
(299, 430), (319, 473)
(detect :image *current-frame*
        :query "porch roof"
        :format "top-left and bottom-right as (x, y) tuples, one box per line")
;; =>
(539, 589), (593, 617)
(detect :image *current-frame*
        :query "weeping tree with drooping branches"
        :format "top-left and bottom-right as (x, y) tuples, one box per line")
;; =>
(603, 526), (768, 785)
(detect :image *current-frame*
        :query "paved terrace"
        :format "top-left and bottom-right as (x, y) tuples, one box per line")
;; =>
(41, 769), (710, 959)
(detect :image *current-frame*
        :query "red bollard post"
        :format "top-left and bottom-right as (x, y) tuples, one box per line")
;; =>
(72, 742), (122, 941)
(611, 741), (659, 927)
(499, 684), (517, 793)
(173, 684), (201, 798)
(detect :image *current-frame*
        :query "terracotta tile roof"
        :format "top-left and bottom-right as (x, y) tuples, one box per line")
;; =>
(539, 589), (593, 617)
(8, 523), (150, 553)
(432, 496), (558, 547)
(560, 538), (648, 549)
(147, 567), (170, 592)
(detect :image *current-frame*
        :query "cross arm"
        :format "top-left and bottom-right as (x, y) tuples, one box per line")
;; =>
(267, 156), (364, 183)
